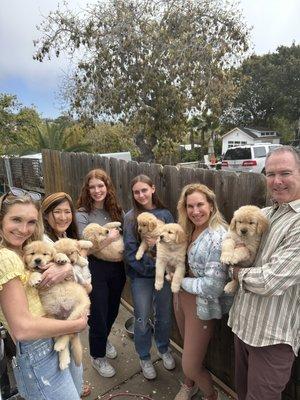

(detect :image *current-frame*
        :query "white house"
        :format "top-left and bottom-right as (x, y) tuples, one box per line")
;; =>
(221, 127), (280, 154)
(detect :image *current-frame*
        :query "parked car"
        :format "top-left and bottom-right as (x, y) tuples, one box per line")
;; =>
(221, 143), (282, 174)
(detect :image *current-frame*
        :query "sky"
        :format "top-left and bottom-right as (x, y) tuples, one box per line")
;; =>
(0, 0), (299, 119)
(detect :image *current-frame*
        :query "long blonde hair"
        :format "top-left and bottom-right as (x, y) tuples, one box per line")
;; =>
(177, 183), (227, 240)
(0, 193), (44, 249)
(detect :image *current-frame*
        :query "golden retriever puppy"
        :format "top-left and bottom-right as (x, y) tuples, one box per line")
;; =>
(155, 223), (187, 293)
(82, 222), (124, 262)
(221, 205), (269, 294)
(53, 238), (93, 291)
(23, 240), (90, 370)
(136, 212), (165, 260)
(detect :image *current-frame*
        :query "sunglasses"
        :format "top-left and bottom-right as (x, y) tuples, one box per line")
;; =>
(3, 187), (42, 202)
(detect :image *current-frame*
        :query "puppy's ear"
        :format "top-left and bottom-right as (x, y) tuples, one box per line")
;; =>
(229, 215), (236, 232)
(149, 220), (156, 231)
(256, 214), (269, 235)
(176, 229), (186, 244)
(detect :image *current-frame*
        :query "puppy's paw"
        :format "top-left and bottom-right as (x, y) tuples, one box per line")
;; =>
(59, 353), (70, 370)
(135, 251), (143, 260)
(54, 253), (69, 265)
(224, 280), (238, 294)
(28, 273), (42, 287)
(155, 280), (163, 291)
(171, 282), (180, 293)
(220, 253), (233, 264)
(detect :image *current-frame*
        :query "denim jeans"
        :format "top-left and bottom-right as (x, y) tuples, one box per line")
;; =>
(12, 338), (82, 400)
(130, 277), (172, 360)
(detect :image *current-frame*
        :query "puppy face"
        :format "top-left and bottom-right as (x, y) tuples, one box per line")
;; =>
(230, 206), (269, 238)
(159, 223), (187, 245)
(54, 238), (81, 265)
(82, 223), (109, 244)
(137, 212), (158, 235)
(23, 241), (55, 271)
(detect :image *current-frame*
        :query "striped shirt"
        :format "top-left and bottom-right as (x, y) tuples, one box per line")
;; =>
(228, 200), (300, 356)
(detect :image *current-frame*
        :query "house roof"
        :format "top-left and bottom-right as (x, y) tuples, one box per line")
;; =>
(222, 127), (279, 139)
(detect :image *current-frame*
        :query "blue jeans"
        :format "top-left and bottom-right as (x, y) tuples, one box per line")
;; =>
(12, 338), (82, 400)
(130, 277), (172, 360)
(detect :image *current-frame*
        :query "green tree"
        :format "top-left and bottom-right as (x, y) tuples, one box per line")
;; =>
(222, 43), (300, 137)
(20, 121), (91, 155)
(0, 93), (42, 154)
(34, 0), (249, 162)
(85, 123), (140, 157)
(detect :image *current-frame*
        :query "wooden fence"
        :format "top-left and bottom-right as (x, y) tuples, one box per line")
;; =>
(0, 150), (298, 399)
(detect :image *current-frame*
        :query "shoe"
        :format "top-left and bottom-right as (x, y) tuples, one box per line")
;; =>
(80, 383), (91, 398)
(140, 359), (157, 380)
(91, 357), (116, 378)
(174, 383), (198, 400)
(106, 341), (117, 359)
(202, 390), (220, 400)
(159, 350), (175, 370)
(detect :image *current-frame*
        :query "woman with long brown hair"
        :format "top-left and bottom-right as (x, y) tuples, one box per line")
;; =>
(123, 174), (175, 380)
(76, 169), (126, 378)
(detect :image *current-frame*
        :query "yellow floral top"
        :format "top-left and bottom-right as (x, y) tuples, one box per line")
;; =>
(0, 247), (44, 331)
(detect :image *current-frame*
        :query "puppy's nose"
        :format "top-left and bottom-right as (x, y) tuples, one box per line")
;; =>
(241, 229), (247, 235)
(160, 235), (164, 239)
(34, 258), (42, 265)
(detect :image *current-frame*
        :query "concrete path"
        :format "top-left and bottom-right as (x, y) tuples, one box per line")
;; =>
(81, 305), (234, 400)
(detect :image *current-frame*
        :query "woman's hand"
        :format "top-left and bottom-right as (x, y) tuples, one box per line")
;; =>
(106, 228), (120, 244)
(75, 312), (89, 332)
(144, 235), (157, 248)
(39, 262), (74, 289)
(232, 266), (241, 280)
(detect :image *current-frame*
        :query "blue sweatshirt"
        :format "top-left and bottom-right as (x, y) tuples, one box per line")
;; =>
(123, 208), (174, 279)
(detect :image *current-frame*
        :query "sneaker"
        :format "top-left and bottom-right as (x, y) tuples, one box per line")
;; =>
(91, 357), (116, 378)
(106, 341), (117, 359)
(174, 383), (198, 400)
(140, 359), (157, 380)
(159, 350), (175, 370)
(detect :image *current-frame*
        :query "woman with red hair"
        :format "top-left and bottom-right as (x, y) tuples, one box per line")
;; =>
(76, 169), (126, 378)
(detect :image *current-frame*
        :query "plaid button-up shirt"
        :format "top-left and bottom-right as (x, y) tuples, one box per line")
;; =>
(228, 200), (300, 356)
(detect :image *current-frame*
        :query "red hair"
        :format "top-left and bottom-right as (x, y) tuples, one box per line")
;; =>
(77, 169), (123, 222)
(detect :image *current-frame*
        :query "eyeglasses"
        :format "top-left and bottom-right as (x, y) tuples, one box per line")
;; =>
(4, 187), (42, 202)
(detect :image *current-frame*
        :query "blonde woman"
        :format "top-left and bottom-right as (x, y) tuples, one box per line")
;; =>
(0, 188), (87, 400)
(174, 183), (230, 400)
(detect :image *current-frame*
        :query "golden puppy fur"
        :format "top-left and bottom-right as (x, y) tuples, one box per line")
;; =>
(23, 240), (90, 370)
(221, 205), (269, 294)
(136, 212), (164, 260)
(155, 223), (187, 293)
(82, 222), (124, 262)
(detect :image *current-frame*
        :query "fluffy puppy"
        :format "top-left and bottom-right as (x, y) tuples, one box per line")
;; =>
(23, 240), (90, 370)
(82, 222), (124, 262)
(136, 212), (165, 260)
(221, 205), (269, 294)
(155, 223), (187, 293)
(53, 238), (93, 289)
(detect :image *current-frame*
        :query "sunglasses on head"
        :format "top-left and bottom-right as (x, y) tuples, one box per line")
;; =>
(4, 187), (42, 202)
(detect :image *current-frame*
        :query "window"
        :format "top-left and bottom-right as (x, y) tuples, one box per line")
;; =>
(253, 147), (266, 158)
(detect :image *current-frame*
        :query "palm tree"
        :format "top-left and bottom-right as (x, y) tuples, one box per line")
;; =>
(20, 120), (91, 155)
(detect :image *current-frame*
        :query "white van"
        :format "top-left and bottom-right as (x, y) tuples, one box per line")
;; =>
(221, 143), (281, 174)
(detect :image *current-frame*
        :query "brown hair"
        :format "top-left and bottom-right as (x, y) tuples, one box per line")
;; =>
(130, 174), (165, 217)
(77, 169), (123, 222)
(41, 192), (79, 242)
(177, 183), (227, 240)
(0, 193), (43, 249)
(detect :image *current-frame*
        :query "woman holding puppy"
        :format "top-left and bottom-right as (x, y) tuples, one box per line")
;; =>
(76, 169), (126, 378)
(42, 192), (92, 398)
(174, 184), (229, 400)
(0, 188), (87, 400)
(123, 174), (175, 380)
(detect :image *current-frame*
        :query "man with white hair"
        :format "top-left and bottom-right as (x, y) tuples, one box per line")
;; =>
(228, 146), (300, 400)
